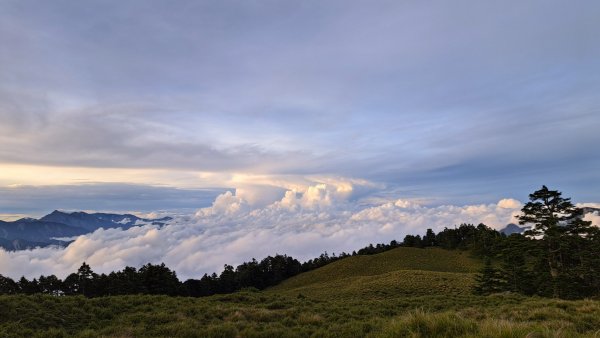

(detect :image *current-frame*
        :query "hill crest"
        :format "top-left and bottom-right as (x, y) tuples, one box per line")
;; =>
(269, 247), (481, 299)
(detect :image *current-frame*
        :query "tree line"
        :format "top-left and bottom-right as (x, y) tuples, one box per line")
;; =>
(399, 186), (599, 299)
(472, 186), (600, 299)
(0, 250), (357, 297)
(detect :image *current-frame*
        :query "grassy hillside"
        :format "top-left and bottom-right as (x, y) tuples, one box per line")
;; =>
(269, 247), (481, 299)
(2, 247), (599, 337)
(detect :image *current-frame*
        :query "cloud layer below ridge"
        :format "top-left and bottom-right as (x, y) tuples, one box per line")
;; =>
(0, 179), (527, 280)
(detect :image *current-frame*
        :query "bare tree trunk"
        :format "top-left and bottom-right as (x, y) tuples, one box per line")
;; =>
(548, 239), (560, 298)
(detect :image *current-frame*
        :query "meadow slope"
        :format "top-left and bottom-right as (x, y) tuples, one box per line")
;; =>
(269, 247), (481, 299)
(1, 247), (600, 337)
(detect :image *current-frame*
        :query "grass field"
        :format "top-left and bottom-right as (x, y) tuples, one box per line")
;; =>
(269, 247), (480, 299)
(2, 292), (600, 337)
(1, 247), (599, 337)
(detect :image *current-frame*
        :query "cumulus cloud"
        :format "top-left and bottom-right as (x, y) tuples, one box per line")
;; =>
(583, 211), (600, 228)
(196, 191), (247, 217)
(578, 203), (600, 209)
(497, 198), (522, 209)
(0, 179), (528, 280)
(349, 198), (521, 235)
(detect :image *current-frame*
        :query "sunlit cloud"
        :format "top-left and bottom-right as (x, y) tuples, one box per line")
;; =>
(0, 179), (532, 280)
(0, 163), (219, 188)
(0, 213), (28, 222)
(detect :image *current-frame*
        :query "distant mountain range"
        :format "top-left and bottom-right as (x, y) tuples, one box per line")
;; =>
(582, 207), (600, 216)
(499, 223), (530, 235)
(0, 211), (171, 251)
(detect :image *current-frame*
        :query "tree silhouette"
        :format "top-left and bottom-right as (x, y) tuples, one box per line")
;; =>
(517, 185), (593, 298)
(474, 257), (503, 295)
(0, 275), (18, 294)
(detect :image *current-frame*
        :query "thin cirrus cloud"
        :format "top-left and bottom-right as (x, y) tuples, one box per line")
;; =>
(0, 183), (225, 217)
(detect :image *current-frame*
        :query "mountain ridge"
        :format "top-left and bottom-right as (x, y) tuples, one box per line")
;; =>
(499, 223), (530, 235)
(0, 211), (171, 251)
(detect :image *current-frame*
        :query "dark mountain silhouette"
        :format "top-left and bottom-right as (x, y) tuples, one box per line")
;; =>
(499, 223), (529, 235)
(40, 210), (171, 232)
(582, 207), (600, 215)
(0, 211), (172, 251)
(0, 218), (84, 251)
(0, 237), (66, 251)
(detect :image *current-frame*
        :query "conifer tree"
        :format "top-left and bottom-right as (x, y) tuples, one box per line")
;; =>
(517, 186), (593, 298)
(474, 257), (503, 295)
(0, 275), (18, 294)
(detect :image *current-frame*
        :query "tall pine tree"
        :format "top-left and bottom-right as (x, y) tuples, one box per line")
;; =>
(517, 186), (594, 298)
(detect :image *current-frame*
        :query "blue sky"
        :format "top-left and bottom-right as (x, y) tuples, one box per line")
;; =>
(1, 0), (599, 215)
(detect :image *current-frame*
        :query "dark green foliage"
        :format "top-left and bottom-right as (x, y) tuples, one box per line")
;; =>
(423, 228), (437, 247)
(402, 223), (503, 258)
(301, 251), (351, 270)
(0, 254), (309, 298)
(138, 263), (180, 295)
(18, 276), (41, 295)
(473, 257), (503, 295)
(497, 234), (534, 294)
(0, 275), (18, 294)
(104, 266), (142, 295)
(181, 254), (305, 296)
(37, 275), (62, 296)
(517, 186), (585, 236)
(77, 262), (98, 297)
(403, 234), (424, 248)
(356, 241), (401, 255)
(218, 264), (237, 293)
(516, 185), (599, 299)
(470, 186), (600, 299)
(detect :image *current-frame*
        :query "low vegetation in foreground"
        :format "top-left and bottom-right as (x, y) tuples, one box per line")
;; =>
(1, 246), (599, 337)
(1, 292), (600, 337)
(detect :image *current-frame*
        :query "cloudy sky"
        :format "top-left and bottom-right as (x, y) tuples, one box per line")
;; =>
(1, 0), (599, 278)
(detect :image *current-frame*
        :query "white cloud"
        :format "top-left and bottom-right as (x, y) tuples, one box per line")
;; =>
(196, 191), (248, 217)
(578, 203), (600, 209)
(0, 213), (28, 221)
(583, 211), (600, 228)
(0, 178), (534, 280)
(576, 203), (600, 228)
(497, 198), (522, 209)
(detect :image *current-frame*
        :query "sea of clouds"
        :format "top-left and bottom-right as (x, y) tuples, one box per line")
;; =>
(0, 177), (556, 280)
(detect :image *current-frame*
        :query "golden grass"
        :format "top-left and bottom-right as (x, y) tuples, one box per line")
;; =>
(270, 247), (480, 299)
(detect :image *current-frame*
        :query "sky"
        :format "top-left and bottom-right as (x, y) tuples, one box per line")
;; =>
(0, 0), (599, 278)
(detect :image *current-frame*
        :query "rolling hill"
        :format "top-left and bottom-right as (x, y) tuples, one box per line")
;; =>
(2, 246), (600, 337)
(3, 246), (599, 337)
(269, 247), (482, 299)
